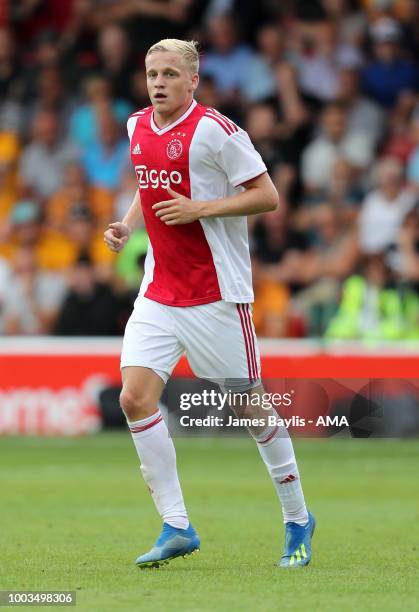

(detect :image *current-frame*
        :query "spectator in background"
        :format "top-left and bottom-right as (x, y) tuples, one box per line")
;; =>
(361, 17), (419, 109)
(251, 202), (310, 284)
(130, 68), (152, 109)
(19, 110), (79, 201)
(279, 204), (359, 334)
(84, 0), (192, 52)
(21, 30), (62, 103)
(321, 0), (368, 47)
(252, 255), (290, 337)
(54, 252), (121, 336)
(297, 202), (359, 284)
(45, 162), (114, 230)
(96, 24), (138, 103)
(296, 157), (364, 226)
(3, 244), (66, 335)
(359, 156), (417, 253)
(113, 168), (141, 222)
(337, 66), (385, 147)
(381, 90), (417, 164)
(291, 18), (362, 105)
(0, 200), (42, 262)
(23, 66), (75, 139)
(245, 103), (283, 172)
(69, 75), (132, 150)
(325, 253), (408, 339)
(81, 108), (129, 191)
(301, 101), (374, 193)
(0, 27), (24, 134)
(196, 73), (221, 107)
(38, 202), (115, 278)
(0, 27), (23, 101)
(202, 14), (255, 106)
(407, 114), (419, 187)
(242, 24), (285, 103)
(0, 131), (20, 223)
(398, 0), (419, 59)
(394, 206), (419, 283)
(0, 256), (11, 334)
(361, 0), (412, 21)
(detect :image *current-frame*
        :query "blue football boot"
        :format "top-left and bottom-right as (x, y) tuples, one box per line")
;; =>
(135, 523), (200, 569)
(278, 511), (316, 568)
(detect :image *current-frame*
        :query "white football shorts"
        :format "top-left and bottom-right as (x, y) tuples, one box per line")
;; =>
(121, 296), (261, 390)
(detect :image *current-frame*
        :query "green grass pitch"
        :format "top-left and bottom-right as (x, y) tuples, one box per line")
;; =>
(1, 434), (419, 611)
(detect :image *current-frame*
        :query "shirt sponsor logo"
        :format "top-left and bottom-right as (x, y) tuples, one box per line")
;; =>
(134, 164), (182, 190)
(167, 138), (182, 160)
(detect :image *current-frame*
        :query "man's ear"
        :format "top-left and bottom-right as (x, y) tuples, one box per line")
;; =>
(191, 73), (199, 93)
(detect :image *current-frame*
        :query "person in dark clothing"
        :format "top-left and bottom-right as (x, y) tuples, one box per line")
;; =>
(54, 252), (120, 335)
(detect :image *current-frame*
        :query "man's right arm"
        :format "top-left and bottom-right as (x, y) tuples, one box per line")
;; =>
(104, 190), (142, 253)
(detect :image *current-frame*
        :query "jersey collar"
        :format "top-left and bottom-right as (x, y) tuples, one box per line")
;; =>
(150, 99), (197, 135)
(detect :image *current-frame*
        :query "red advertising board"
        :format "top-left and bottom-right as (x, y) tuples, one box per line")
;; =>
(0, 339), (418, 435)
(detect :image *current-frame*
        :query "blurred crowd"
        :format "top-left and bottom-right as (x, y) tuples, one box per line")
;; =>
(1, 0), (419, 339)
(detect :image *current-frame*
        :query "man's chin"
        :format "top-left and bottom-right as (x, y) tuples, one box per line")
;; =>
(153, 99), (170, 107)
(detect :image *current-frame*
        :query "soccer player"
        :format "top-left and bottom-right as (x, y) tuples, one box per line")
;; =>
(104, 39), (315, 568)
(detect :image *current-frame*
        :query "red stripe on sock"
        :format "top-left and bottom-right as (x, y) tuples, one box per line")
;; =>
(129, 412), (162, 433)
(258, 424), (279, 445)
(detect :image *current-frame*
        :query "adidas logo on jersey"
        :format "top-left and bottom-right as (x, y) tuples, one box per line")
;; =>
(132, 143), (141, 155)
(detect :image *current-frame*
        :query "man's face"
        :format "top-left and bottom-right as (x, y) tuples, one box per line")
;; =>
(323, 107), (346, 141)
(34, 113), (58, 147)
(146, 51), (198, 116)
(374, 41), (399, 63)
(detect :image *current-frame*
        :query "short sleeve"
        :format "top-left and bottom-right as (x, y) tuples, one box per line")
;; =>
(127, 116), (138, 141)
(216, 130), (267, 188)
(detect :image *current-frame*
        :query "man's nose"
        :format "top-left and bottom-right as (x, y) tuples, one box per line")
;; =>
(155, 74), (166, 87)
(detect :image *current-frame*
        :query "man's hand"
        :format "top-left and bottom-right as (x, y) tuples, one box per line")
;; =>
(152, 186), (203, 225)
(104, 222), (131, 252)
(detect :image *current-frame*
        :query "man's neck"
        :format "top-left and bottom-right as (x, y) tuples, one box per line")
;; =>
(153, 98), (194, 129)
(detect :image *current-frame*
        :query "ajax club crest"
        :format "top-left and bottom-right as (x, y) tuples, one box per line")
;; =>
(167, 138), (183, 160)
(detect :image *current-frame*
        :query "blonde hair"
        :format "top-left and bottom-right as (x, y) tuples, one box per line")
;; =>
(146, 39), (199, 74)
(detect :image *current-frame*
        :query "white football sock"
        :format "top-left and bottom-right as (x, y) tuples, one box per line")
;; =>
(253, 424), (308, 526)
(128, 410), (189, 530)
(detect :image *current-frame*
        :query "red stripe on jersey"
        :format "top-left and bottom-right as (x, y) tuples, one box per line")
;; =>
(129, 106), (152, 119)
(205, 110), (234, 134)
(211, 108), (239, 133)
(204, 112), (233, 135)
(237, 304), (255, 380)
(206, 110), (238, 135)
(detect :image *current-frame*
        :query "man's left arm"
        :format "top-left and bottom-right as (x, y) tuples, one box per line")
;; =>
(153, 172), (279, 225)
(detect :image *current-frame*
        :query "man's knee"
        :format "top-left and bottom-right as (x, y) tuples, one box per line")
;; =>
(120, 387), (157, 421)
